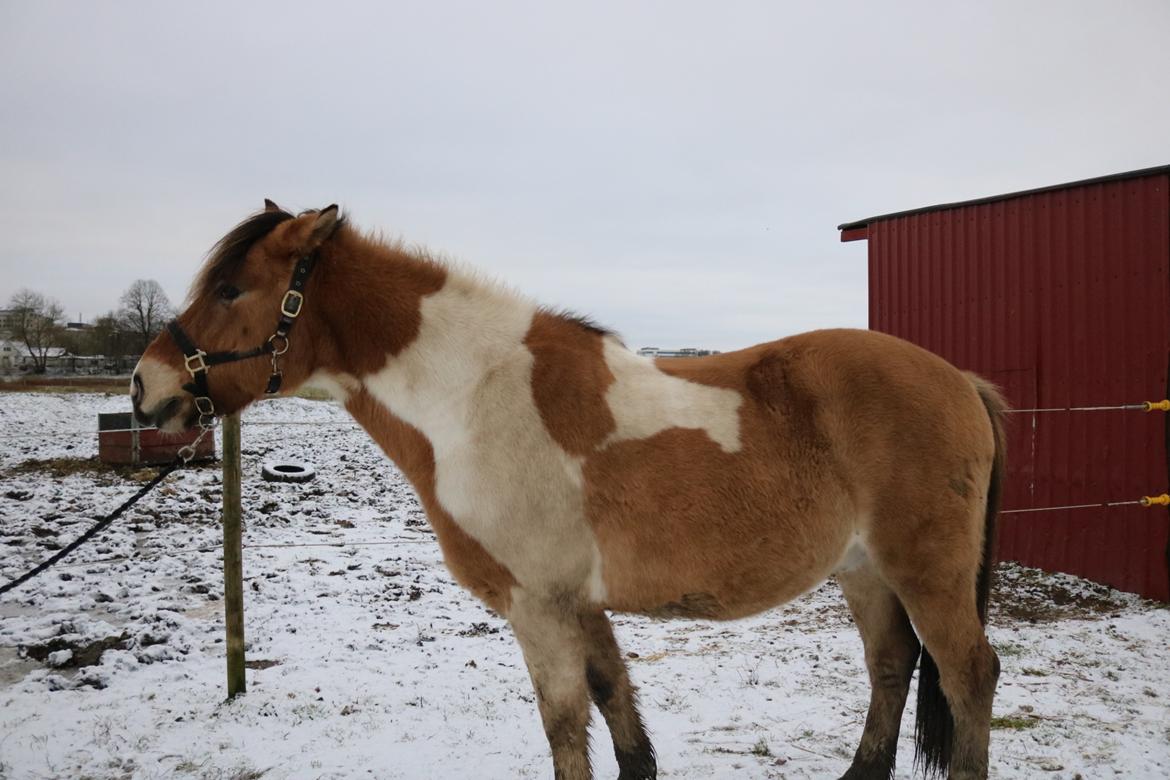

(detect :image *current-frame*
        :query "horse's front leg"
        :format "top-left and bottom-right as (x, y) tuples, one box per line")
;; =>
(510, 590), (593, 780)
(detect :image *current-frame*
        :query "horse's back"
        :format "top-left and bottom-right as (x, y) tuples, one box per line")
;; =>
(656, 328), (993, 473)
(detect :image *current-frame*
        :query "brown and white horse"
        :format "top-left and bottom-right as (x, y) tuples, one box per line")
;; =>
(132, 202), (1005, 780)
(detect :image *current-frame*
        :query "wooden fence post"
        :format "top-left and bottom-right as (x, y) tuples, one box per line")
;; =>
(222, 412), (246, 697)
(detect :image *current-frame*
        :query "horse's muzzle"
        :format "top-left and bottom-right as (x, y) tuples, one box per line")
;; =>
(133, 392), (188, 431)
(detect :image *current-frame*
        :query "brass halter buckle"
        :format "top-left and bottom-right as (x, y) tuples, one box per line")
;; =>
(281, 290), (304, 318)
(184, 350), (209, 377)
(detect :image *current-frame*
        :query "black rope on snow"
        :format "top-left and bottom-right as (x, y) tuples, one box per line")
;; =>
(0, 461), (179, 596)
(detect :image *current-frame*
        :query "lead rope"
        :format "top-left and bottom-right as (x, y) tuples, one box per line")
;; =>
(0, 425), (214, 597)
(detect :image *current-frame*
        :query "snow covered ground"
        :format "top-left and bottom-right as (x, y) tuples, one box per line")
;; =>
(1, 392), (1167, 779)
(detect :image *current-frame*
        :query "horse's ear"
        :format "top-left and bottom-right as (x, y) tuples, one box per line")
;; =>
(308, 205), (340, 248)
(284, 205), (341, 257)
(264, 198), (282, 213)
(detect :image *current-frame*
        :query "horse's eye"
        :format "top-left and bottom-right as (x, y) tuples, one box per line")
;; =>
(218, 285), (241, 302)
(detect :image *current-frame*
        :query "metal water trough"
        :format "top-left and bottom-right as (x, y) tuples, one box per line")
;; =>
(98, 412), (215, 465)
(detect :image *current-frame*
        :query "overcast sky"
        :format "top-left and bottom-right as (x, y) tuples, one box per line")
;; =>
(2, 1), (1167, 351)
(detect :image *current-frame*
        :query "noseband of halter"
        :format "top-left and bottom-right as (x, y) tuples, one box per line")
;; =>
(166, 250), (318, 427)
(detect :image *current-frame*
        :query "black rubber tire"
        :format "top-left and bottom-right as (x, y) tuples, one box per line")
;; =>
(261, 461), (316, 483)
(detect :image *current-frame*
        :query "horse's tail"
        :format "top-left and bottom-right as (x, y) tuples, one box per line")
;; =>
(967, 374), (1006, 624)
(914, 373), (1007, 776)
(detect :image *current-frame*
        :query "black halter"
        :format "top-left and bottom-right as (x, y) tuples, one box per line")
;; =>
(167, 250), (318, 428)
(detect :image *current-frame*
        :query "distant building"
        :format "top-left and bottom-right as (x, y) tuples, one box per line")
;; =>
(0, 339), (72, 372)
(0, 340), (20, 370)
(0, 309), (17, 338)
(0, 337), (136, 375)
(0, 310), (89, 338)
(636, 346), (721, 358)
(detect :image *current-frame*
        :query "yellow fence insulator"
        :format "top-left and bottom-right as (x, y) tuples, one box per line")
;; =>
(1143, 400), (1170, 412)
(1140, 494), (1170, 507)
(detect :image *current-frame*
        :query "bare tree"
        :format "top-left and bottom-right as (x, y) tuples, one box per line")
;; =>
(62, 311), (128, 359)
(8, 289), (65, 373)
(89, 312), (131, 357)
(119, 279), (174, 354)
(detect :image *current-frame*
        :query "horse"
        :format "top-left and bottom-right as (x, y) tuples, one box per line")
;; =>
(132, 201), (1005, 780)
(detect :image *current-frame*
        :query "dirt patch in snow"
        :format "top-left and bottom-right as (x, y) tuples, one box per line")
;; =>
(990, 563), (1159, 623)
(22, 632), (130, 669)
(244, 659), (282, 670)
(4, 456), (124, 480)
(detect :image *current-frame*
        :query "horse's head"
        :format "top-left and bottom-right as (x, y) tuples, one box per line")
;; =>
(131, 200), (341, 432)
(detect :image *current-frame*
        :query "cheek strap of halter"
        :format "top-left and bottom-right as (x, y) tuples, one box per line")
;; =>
(264, 249), (318, 394)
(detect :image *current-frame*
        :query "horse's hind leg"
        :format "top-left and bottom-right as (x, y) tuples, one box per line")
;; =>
(837, 562), (921, 780)
(894, 579), (998, 780)
(580, 610), (656, 779)
(871, 498), (999, 780)
(509, 591), (593, 780)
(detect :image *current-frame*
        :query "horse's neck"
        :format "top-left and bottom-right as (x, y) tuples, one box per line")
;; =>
(368, 270), (537, 429)
(319, 252), (539, 439)
(402, 270), (537, 382)
(333, 265), (540, 495)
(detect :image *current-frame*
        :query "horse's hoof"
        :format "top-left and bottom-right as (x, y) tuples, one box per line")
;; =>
(615, 752), (656, 780)
(837, 757), (896, 780)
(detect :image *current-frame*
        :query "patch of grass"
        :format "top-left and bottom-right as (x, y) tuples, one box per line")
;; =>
(739, 659), (762, 686)
(5, 456), (117, 479)
(3, 456), (215, 481)
(995, 641), (1026, 658)
(0, 377), (130, 394)
(990, 715), (1038, 730)
(294, 386), (333, 401)
(2, 376), (334, 401)
(173, 758), (206, 774)
(227, 770), (269, 780)
(750, 737), (772, 757)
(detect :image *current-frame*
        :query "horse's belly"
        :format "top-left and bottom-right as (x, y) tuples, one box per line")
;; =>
(595, 514), (843, 620)
(582, 429), (854, 620)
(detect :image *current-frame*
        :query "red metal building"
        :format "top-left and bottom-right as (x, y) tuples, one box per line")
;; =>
(839, 165), (1170, 601)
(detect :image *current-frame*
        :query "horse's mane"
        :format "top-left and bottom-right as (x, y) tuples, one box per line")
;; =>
(540, 307), (615, 338)
(189, 209), (297, 302)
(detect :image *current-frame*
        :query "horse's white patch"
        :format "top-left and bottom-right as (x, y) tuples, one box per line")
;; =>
(601, 340), (743, 453)
(833, 531), (869, 573)
(131, 357), (187, 419)
(361, 271), (607, 603)
(585, 555), (607, 602)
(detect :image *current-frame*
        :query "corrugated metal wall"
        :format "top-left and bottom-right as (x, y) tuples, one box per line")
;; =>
(865, 172), (1170, 600)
